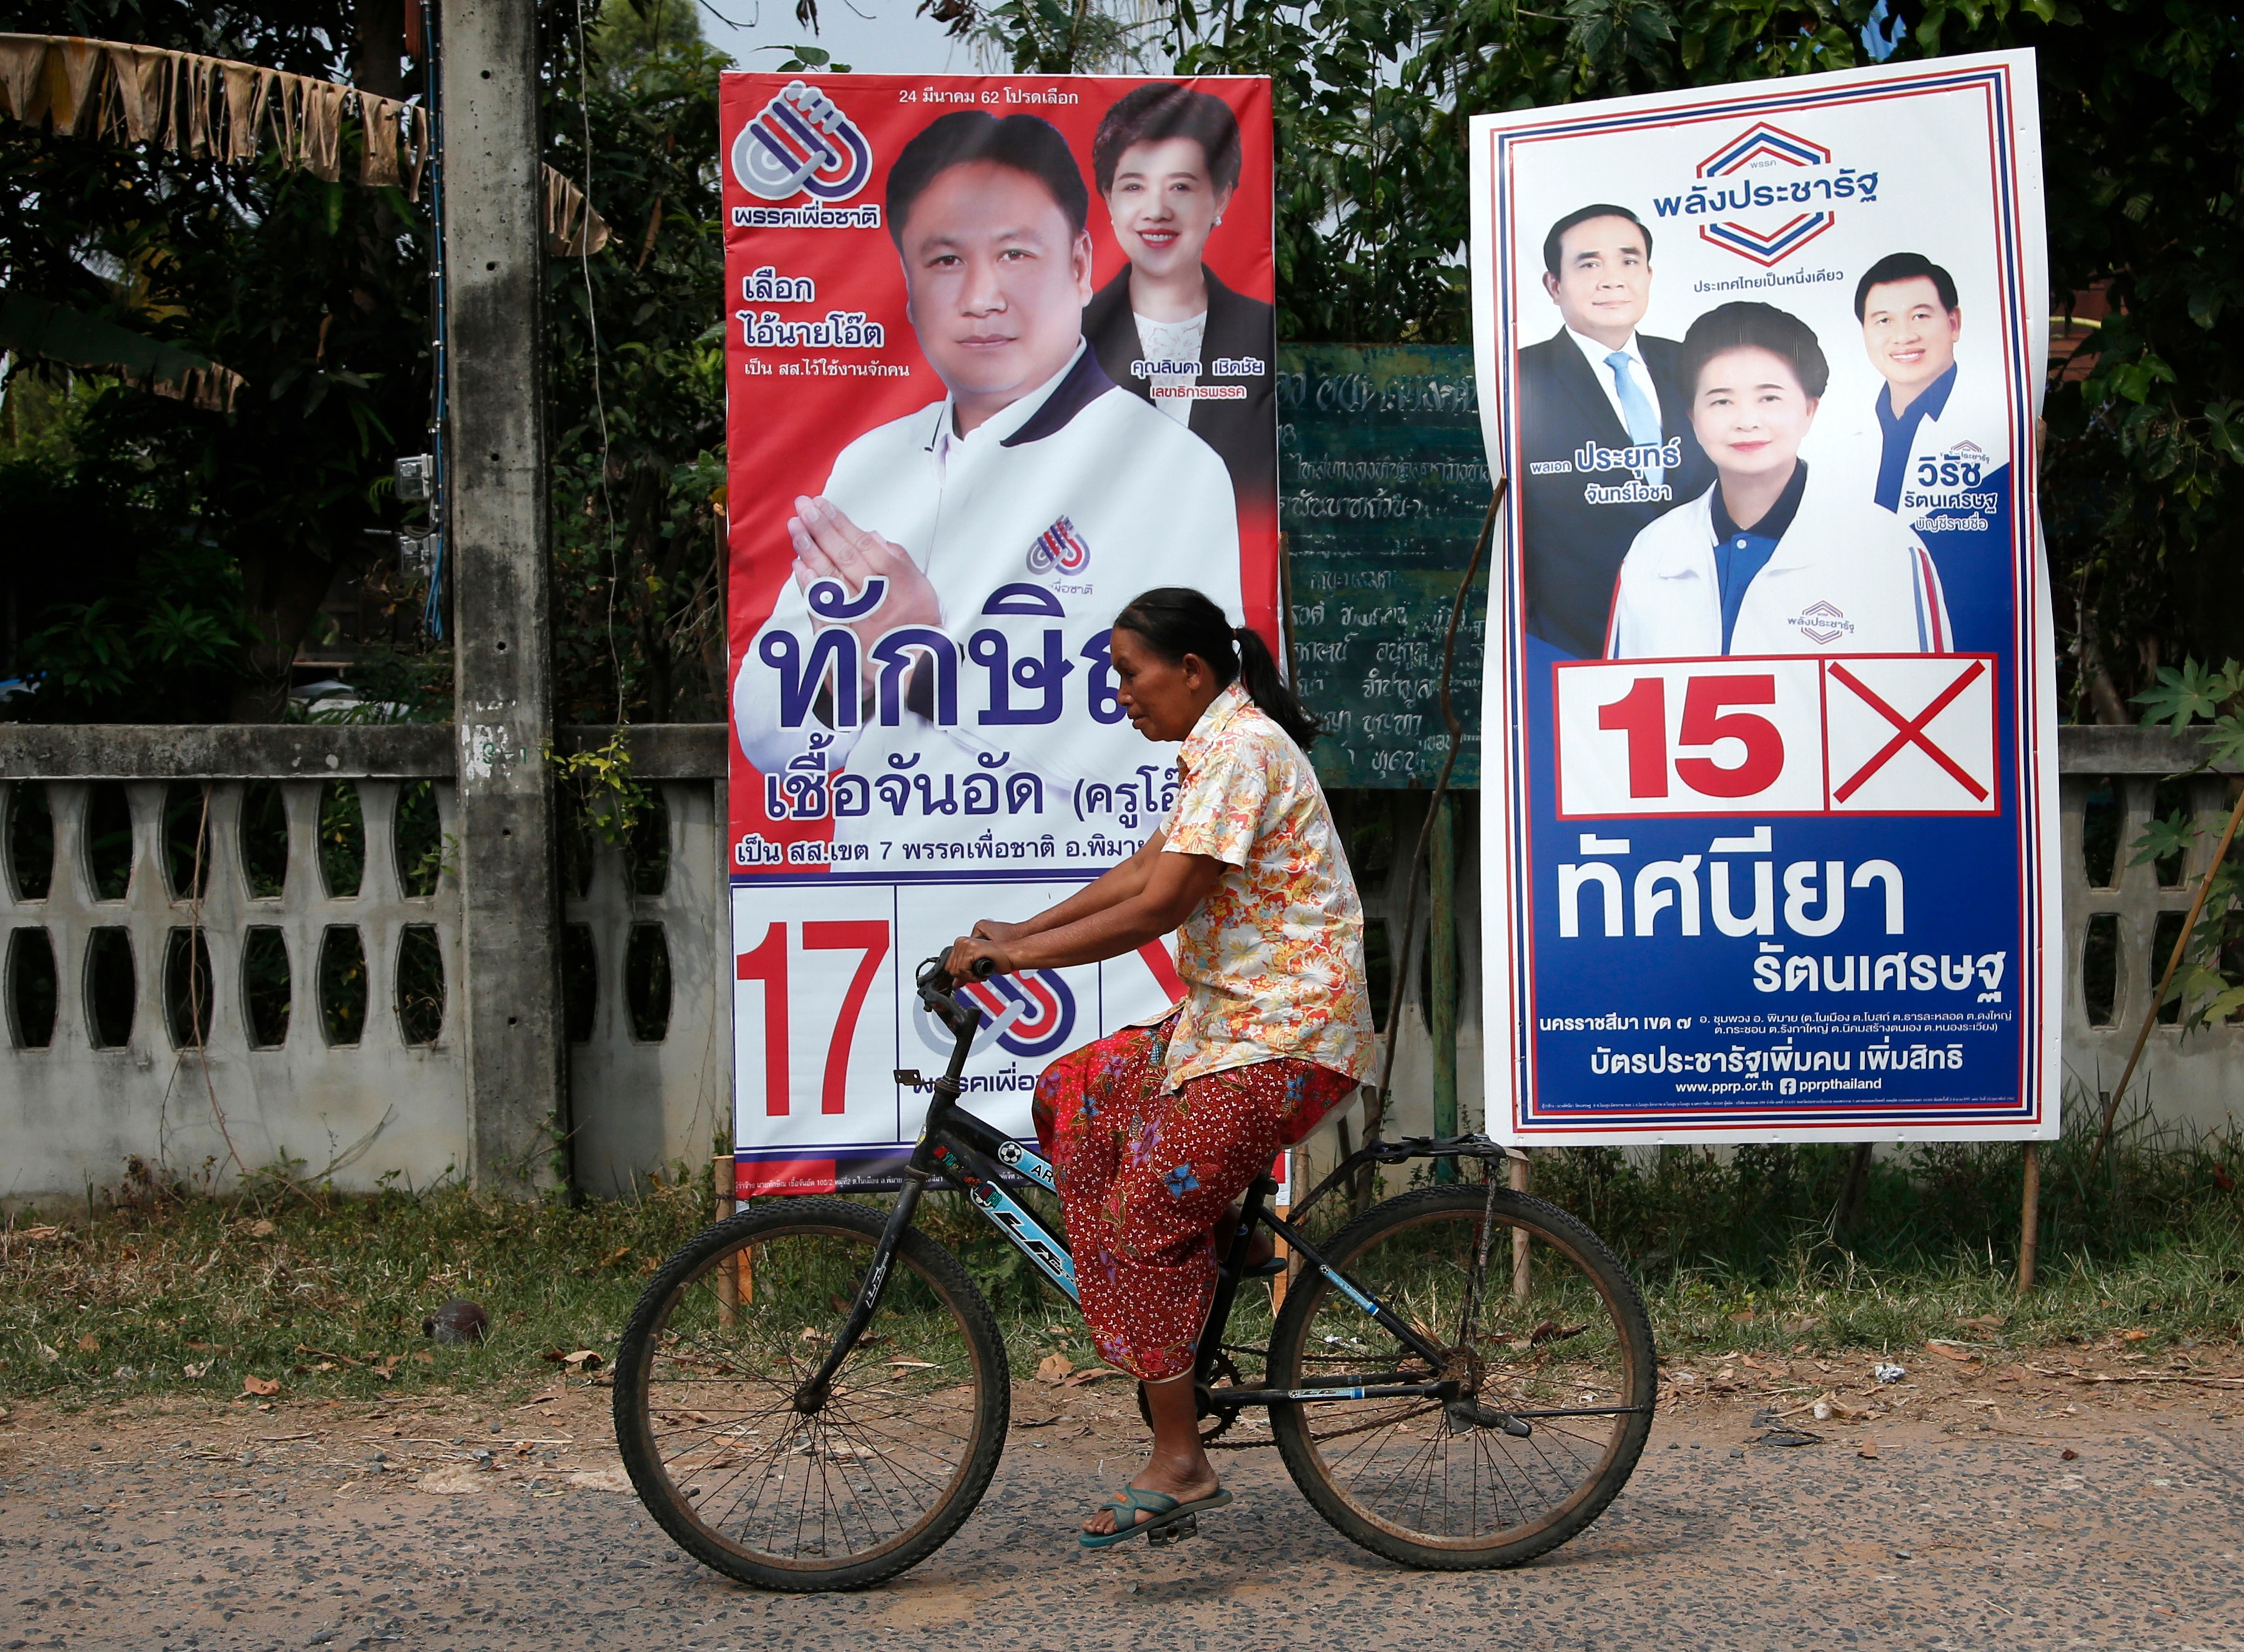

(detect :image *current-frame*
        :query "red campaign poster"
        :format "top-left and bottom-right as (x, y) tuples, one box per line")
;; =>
(720, 74), (1277, 1193)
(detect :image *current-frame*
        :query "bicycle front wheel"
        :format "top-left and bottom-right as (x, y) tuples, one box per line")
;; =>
(1268, 1181), (1655, 1570)
(612, 1198), (1009, 1591)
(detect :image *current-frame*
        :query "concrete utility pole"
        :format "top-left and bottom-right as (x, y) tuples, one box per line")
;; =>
(439, 1), (566, 1192)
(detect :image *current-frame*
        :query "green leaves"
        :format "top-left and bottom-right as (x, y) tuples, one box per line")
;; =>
(547, 730), (652, 850)
(136, 598), (242, 673)
(2129, 808), (2198, 869)
(544, 20), (732, 725)
(754, 43), (855, 72)
(0, 295), (218, 389)
(2132, 657), (2244, 731)
(1564, 0), (1680, 91)
(2124, 655), (2244, 1034)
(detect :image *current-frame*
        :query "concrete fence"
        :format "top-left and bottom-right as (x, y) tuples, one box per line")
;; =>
(2, 723), (2237, 1205)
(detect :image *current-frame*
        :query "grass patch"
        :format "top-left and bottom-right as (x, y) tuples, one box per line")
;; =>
(6, 1096), (2240, 1405)
(0, 1165), (716, 1407)
(1466, 1090), (2244, 1361)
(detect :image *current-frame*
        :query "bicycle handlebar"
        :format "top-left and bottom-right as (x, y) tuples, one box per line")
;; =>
(914, 952), (999, 1028)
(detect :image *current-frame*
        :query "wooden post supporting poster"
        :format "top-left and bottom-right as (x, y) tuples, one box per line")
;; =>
(1509, 1152), (1531, 1304)
(2016, 1141), (2041, 1295)
(713, 1156), (738, 1326)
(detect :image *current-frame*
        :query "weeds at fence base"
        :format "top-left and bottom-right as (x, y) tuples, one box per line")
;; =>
(3, 1098), (2238, 1403)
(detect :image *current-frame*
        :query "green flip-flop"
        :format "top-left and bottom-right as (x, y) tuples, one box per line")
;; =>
(1077, 1485), (1234, 1550)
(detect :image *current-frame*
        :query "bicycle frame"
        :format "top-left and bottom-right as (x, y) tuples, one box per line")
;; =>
(790, 958), (1527, 1423)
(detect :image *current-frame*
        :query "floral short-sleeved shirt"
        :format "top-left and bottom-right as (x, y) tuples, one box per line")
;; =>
(1154, 682), (1375, 1090)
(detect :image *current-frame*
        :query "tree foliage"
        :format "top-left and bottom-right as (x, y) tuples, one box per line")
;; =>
(2, 0), (2235, 724)
(0, 2), (434, 721)
(544, 0), (732, 727)
(1134, 0), (2244, 705)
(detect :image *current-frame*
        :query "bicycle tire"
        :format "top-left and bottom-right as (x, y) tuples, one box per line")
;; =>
(612, 1198), (1009, 1591)
(1268, 1182), (1655, 1570)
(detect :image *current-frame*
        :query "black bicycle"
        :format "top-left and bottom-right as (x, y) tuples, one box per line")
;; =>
(613, 954), (1656, 1591)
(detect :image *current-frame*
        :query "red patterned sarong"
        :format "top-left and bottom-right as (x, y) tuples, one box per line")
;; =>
(1031, 1016), (1356, 1382)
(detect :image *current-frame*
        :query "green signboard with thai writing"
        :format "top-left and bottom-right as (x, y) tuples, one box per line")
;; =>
(1278, 345), (1492, 789)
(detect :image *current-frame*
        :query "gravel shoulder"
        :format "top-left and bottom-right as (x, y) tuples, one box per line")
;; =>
(5, 1342), (2241, 1651)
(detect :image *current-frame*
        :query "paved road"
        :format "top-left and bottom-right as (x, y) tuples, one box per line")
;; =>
(6, 1362), (2241, 1651)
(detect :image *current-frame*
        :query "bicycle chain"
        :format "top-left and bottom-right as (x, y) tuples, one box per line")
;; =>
(1208, 1398), (1446, 1449)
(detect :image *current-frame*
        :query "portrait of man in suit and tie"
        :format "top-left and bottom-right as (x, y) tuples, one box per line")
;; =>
(1515, 203), (1710, 658)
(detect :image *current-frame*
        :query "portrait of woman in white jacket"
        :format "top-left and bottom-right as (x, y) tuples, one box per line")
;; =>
(1605, 301), (1952, 660)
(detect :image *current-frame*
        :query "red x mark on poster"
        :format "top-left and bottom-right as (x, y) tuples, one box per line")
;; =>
(1828, 659), (1991, 804)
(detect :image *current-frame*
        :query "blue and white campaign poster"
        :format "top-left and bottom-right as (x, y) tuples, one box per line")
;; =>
(1468, 52), (2057, 1143)
(722, 74), (1280, 1191)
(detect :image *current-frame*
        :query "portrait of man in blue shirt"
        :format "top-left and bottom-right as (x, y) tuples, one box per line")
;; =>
(1855, 252), (1963, 513)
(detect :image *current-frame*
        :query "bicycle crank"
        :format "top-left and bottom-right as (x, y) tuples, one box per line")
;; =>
(1137, 1352), (1245, 1446)
(1444, 1397), (1533, 1437)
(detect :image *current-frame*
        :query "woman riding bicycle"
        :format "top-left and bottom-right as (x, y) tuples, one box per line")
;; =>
(944, 586), (1374, 1547)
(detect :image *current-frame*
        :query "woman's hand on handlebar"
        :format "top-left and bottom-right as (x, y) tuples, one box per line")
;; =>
(944, 934), (1014, 983)
(970, 918), (1024, 945)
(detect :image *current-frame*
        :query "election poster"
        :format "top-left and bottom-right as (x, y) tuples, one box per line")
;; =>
(722, 73), (1278, 1191)
(1468, 52), (2057, 1143)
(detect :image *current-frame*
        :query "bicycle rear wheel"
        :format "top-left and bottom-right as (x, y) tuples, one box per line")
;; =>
(612, 1198), (1009, 1591)
(1268, 1181), (1655, 1570)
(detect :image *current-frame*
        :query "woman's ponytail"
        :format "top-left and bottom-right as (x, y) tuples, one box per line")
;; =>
(1231, 625), (1320, 750)
(1112, 588), (1321, 750)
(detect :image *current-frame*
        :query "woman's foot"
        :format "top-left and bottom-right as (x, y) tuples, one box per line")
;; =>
(1085, 1374), (1223, 1537)
(1080, 1457), (1225, 1537)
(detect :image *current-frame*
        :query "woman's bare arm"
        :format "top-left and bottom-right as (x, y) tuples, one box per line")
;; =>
(946, 847), (1224, 980)
(969, 831), (1169, 944)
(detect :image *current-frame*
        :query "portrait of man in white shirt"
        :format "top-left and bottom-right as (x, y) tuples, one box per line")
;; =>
(733, 110), (1243, 853)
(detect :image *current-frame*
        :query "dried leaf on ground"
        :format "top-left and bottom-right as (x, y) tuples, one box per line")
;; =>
(242, 1374), (280, 1396)
(1926, 1341), (1979, 1362)
(1858, 1437), (1879, 1459)
(76, 1334), (100, 1353)
(1061, 1366), (1127, 1388)
(1035, 1352), (1073, 1386)
(416, 1465), (493, 1495)
(566, 1468), (633, 1493)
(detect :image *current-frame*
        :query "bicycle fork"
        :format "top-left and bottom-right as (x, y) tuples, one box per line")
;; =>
(790, 1163), (931, 1414)
(792, 975), (980, 1414)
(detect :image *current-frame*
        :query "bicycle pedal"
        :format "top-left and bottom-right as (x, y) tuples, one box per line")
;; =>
(1147, 1513), (1197, 1546)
